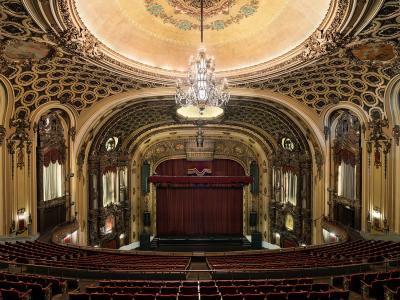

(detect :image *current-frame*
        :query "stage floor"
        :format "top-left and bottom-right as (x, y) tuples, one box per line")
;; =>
(144, 235), (252, 252)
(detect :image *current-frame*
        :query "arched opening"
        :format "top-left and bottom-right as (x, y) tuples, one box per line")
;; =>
(327, 110), (362, 231)
(36, 110), (71, 234)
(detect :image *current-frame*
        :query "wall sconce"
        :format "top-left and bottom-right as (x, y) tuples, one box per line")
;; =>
(17, 208), (26, 232)
(372, 208), (381, 219)
(371, 208), (382, 229)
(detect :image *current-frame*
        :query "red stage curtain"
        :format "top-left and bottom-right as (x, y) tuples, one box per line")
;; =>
(156, 187), (243, 236)
(149, 175), (252, 185)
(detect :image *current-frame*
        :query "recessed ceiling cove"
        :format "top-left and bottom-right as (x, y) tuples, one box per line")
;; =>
(74, 0), (331, 72)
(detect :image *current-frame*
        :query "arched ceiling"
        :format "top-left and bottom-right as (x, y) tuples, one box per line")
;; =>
(0, 0), (399, 136)
(74, 0), (331, 72)
(89, 97), (312, 156)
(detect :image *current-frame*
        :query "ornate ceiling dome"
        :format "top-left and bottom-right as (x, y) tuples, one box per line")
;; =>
(74, 0), (331, 72)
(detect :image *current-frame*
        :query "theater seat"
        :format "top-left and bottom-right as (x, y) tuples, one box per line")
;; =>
(1, 288), (32, 300)
(287, 291), (307, 300)
(178, 294), (200, 300)
(265, 292), (286, 300)
(104, 286), (122, 294)
(69, 292), (90, 300)
(222, 294), (243, 300)
(135, 293), (157, 300)
(180, 287), (198, 295)
(329, 290), (349, 300)
(161, 287), (180, 294)
(112, 293), (134, 300)
(201, 286), (218, 294)
(243, 293), (265, 300)
(219, 287), (237, 295)
(157, 294), (177, 300)
(257, 285), (274, 294)
(200, 281), (216, 287)
(237, 286), (256, 294)
(182, 281), (198, 286)
(91, 292), (112, 300)
(86, 286), (105, 293)
(201, 294), (221, 300)
(308, 291), (329, 299)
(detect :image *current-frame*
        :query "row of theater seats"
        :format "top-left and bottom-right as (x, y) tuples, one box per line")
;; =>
(331, 269), (400, 299)
(2, 240), (400, 273)
(0, 241), (190, 271)
(68, 279), (349, 300)
(0, 270), (77, 300)
(310, 240), (400, 262)
(40, 253), (190, 271)
(207, 240), (400, 270)
(0, 240), (84, 263)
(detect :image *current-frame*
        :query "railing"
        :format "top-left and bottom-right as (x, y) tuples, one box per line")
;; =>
(54, 239), (345, 257)
(1, 257), (399, 281)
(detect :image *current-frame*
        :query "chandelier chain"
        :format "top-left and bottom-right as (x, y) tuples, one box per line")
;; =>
(175, 0), (230, 119)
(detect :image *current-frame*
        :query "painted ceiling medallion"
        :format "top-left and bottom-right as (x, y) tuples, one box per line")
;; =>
(167, 0), (235, 17)
(1, 40), (53, 64)
(145, 0), (259, 31)
(350, 42), (397, 63)
(75, 0), (332, 71)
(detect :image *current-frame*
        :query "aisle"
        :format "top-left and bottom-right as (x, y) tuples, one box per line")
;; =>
(186, 258), (211, 280)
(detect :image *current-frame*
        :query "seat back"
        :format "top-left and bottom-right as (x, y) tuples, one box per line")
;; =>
(68, 292), (91, 300)
(112, 294), (134, 300)
(243, 293), (265, 300)
(91, 292), (112, 300)
(329, 290), (349, 300)
(200, 286), (218, 294)
(180, 286), (198, 295)
(308, 291), (330, 300)
(157, 294), (178, 300)
(219, 286), (237, 295)
(265, 292), (287, 300)
(201, 294), (221, 300)
(287, 291), (308, 300)
(1, 289), (21, 300)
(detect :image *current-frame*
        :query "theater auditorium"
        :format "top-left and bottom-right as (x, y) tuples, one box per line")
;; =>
(0, 0), (400, 299)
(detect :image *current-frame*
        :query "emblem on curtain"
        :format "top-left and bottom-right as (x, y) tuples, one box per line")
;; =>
(187, 168), (212, 176)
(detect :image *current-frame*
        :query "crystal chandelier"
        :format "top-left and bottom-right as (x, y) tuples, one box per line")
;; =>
(175, 0), (230, 120)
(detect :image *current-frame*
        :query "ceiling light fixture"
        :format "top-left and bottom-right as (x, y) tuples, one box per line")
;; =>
(175, 0), (230, 121)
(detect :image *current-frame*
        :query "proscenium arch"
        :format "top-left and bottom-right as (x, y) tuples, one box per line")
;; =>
(127, 124), (274, 161)
(83, 99), (321, 161)
(73, 87), (325, 161)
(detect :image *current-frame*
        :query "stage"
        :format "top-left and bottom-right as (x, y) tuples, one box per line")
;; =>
(142, 235), (252, 252)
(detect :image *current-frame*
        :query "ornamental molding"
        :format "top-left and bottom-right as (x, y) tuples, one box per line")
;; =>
(58, 27), (103, 60)
(143, 138), (257, 169)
